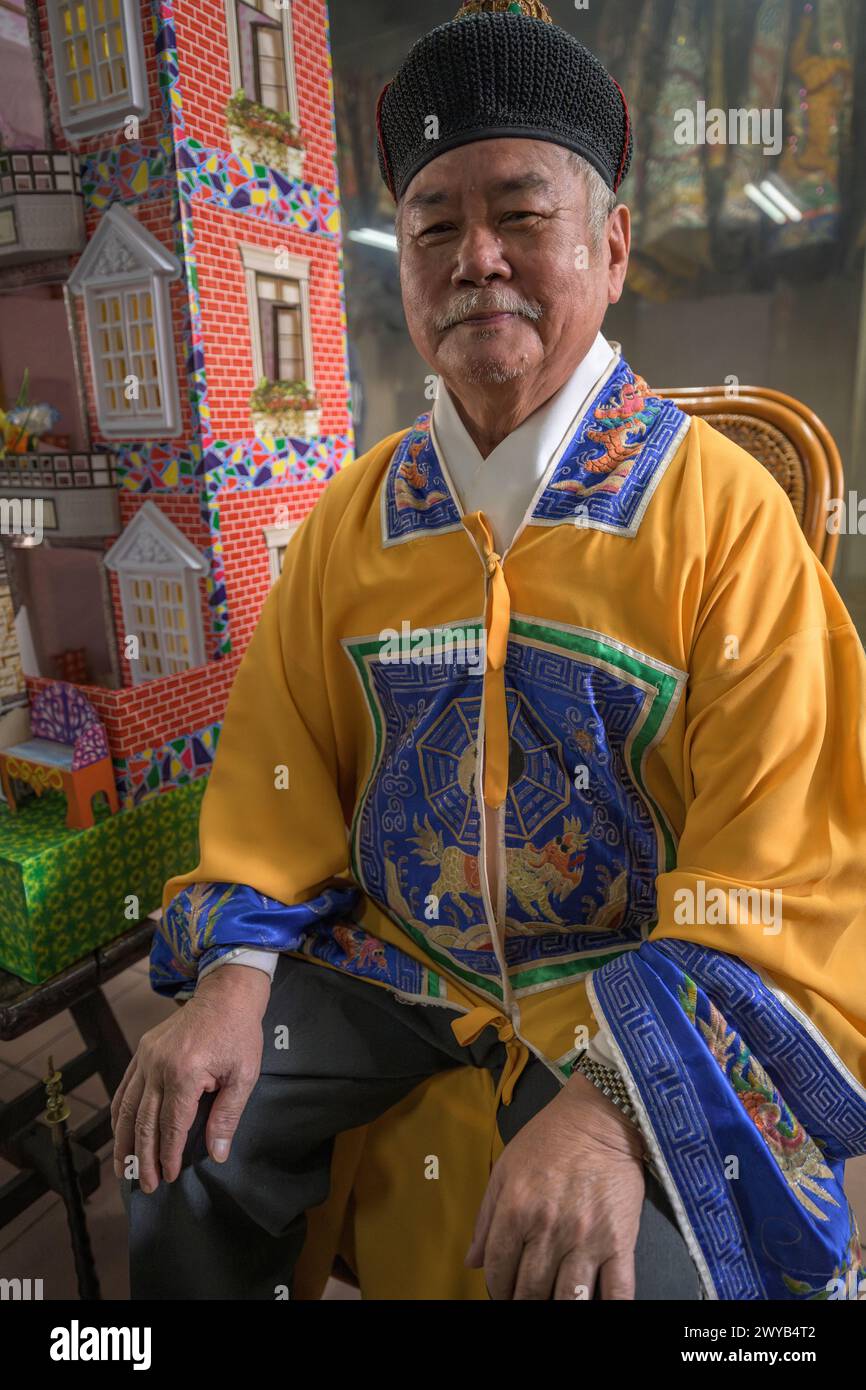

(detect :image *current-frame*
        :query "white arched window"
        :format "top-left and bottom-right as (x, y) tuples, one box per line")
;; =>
(69, 204), (182, 439)
(104, 501), (206, 682)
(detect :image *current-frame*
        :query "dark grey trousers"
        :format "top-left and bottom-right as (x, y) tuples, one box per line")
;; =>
(121, 953), (702, 1300)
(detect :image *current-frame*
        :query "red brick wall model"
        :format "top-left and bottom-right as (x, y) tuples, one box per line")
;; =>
(190, 200), (349, 442)
(24, 655), (240, 763)
(218, 478), (327, 652)
(52, 0), (350, 452)
(172, 0), (339, 192)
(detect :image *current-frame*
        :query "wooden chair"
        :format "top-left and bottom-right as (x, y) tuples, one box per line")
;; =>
(655, 384), (843, 576)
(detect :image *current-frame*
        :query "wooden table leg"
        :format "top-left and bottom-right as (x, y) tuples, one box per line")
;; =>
(69, 990), (133, 1099)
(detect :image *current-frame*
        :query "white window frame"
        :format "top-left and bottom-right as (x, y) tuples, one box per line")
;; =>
(118, 569), (204, 682)
(85, 279), (178, 437)
(224, 0), (299, 123)
(240, 241), (313, 388)
(104, 500), (206, 684)
(46, 0), (150, 140)
(263, 519), (300, 584)
(69, 204), (182, 439)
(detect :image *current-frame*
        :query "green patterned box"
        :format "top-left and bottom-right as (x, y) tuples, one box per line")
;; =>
(0, 777), (207, 984)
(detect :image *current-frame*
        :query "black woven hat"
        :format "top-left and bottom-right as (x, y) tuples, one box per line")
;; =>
(376, 0), (632, 204)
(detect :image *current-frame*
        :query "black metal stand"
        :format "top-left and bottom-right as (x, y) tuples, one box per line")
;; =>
(45, 1055), (101, 1299)
(0, 920), (154, 1239)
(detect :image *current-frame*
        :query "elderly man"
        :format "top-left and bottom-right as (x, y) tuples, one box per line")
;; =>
(116, 0), (866, 1302)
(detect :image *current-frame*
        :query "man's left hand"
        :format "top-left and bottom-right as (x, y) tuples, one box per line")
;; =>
(465, 1070), (646, 1300)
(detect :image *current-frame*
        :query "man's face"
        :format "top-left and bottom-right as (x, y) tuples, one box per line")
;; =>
(397, 138), (628, 390)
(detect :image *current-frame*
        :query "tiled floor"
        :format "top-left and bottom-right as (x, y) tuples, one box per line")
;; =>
(0, 959), (355, 1301)
(1, 960), (865, 1301)
(0, 958), (174, 1300)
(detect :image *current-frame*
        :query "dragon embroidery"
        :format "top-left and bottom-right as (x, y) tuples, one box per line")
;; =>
(550, 374), (664, 500)
(394, 435), (450, 512)
(332, 922), (388, 975)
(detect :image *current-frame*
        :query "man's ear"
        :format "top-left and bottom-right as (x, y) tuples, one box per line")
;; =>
(607, 204), (630, 306)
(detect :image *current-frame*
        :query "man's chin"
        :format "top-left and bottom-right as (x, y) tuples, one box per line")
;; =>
(440, 348), (534, 387)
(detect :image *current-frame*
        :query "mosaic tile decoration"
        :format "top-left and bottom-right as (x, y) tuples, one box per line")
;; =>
(114, 441), (201, 492)
(176, 195), (207, 452)
(154, 0), (184, 137)
(322, 0), (358, 502)
(177, 140), (340, 236)
(80, 135), (176, 210)
(111, 430), (352, 495)
(199, 434), (352, 653)
(204, 533), (227, 649)
(114, 720), (221, 808)
(200, 433), (352, 491)
(0, 778), (206, 983)
(153, 0), (209, 462)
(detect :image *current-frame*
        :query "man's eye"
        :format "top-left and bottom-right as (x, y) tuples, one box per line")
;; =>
(503, 211), (536, 222)
(421, 223), (452, 236)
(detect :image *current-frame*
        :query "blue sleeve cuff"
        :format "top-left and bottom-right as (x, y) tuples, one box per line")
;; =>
(148, 881), (360, 998)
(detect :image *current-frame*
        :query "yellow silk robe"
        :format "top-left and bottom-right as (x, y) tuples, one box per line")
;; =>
(156, 358), (866, 1300)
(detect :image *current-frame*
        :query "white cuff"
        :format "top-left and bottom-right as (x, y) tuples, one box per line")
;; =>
(584, 1019), (622, 1070)
(198, 949), (280, 984)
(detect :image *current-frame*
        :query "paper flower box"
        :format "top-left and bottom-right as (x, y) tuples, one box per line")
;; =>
(250, 378), (321, 442)
(226, 90), (305, 179)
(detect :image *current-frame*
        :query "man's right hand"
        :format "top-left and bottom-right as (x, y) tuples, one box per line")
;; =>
(111, 964), (271, 1194)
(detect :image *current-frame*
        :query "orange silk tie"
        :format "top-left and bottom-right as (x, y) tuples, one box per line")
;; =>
(462, 510), (511, 810)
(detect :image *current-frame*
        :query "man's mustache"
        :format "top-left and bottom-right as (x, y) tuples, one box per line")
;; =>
(434, 290), (544, 332)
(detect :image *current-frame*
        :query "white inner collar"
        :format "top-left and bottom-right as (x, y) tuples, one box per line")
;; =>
(430, 332), (618, 554)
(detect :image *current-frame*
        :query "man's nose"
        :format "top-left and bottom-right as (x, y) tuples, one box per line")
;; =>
(451, 223), (511, 285)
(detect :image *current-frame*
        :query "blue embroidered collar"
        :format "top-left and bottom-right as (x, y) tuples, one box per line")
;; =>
(380, 356), (690, 549)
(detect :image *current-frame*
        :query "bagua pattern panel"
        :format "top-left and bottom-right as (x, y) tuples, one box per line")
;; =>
(343, 618), (685, 1002)
(501, 624), (682, 988)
